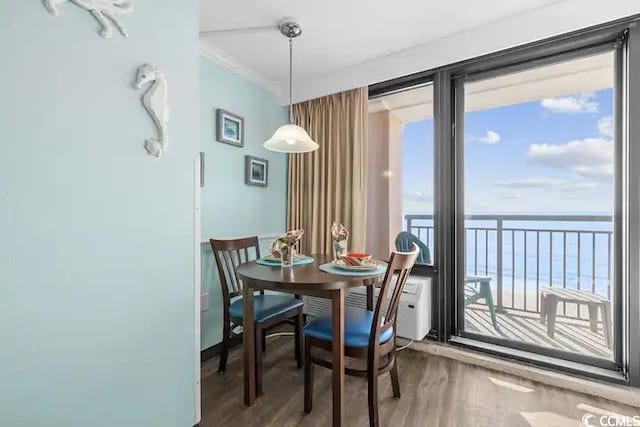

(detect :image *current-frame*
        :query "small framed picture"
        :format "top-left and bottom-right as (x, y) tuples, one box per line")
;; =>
(245, 156), (268, 187)
(216, 109), (244, 147)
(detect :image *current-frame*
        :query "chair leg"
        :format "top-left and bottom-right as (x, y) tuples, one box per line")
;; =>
(367, 354), (380, 427)
(295, 308), (304, 369)
(304, 337), (314, 414)
(481, 281), (498, 330)
(389, 352), (400, 399)
(255, 325), (263, 396)
(218, 322), (230, 373)
(261, 329), (267, 353)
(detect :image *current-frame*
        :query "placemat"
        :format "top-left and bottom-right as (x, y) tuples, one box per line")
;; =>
(318, 262), (387, 276)
(256, 256), (315, 267)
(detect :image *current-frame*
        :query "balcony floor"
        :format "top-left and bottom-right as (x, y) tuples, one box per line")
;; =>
(465, 304), (613, 360)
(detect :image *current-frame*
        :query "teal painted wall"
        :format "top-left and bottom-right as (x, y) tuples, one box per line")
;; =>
(199, 57), (288, 350)
(0, 2), (199, 426)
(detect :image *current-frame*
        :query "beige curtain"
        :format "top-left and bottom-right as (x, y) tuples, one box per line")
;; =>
(287, 87), (368, 255)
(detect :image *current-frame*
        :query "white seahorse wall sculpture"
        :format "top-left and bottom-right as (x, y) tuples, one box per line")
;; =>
(43, 0), (132, 38)
(134, 64), (169, 158)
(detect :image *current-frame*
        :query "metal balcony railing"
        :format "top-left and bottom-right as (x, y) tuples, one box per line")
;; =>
(405, 214), (613, 319)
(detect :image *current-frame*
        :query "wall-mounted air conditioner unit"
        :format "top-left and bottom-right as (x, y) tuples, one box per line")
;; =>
(302, 276), (432, 341)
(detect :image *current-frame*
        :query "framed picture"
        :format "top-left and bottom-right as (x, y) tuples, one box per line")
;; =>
(245, 156), (268, 187)
(216, 109), (244, 147)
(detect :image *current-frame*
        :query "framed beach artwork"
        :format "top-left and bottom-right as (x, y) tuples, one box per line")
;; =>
(245, 156), (268, 187)
(216, 109), (244, 147)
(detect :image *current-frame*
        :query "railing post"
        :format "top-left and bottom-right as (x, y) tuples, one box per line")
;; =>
(496, 218), (504, 312)
(406, 216), (411, 232)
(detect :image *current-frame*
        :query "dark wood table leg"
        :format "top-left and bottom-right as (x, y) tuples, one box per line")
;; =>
(243, 283), (256, 406)
(366, 284), (374, 311)
(331, 289), (345, 427)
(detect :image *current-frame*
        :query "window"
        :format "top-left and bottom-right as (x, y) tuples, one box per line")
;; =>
(369, 21), (639, 382)
(367, 84), (434, 265)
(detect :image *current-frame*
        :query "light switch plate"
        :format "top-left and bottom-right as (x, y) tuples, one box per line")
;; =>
(200, 293), (209, 312)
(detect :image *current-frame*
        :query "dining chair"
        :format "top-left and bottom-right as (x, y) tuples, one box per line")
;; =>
(210, 236), (304, 395)
(303, 244), (420, 427)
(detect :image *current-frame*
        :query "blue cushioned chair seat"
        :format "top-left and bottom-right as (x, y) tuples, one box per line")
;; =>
(229, 294), (303, 324)
(303, 307), (393, 348)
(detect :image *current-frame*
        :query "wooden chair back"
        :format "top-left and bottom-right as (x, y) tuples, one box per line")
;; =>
(210, 236), (261, 303)
(370, 243), (420, 348)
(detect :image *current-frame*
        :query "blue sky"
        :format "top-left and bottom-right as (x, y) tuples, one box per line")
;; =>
(402, 88), (614, 215)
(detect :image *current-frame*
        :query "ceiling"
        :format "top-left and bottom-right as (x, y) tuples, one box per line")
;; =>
(200, 1), (560, 96)
(199, 1), (640, 103)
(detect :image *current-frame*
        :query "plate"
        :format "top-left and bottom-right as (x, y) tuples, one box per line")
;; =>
(332, 258), (380, 271)
(263, 254), (306, 262)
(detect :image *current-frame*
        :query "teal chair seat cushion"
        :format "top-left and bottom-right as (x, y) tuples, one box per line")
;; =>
(303, 307), (393, 348)
(229, 294), (303, 323)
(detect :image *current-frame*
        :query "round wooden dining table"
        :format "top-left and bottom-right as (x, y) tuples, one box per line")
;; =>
(236, 254), (385, 427)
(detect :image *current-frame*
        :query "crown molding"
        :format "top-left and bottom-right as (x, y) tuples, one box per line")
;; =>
(199, 40), (286, 104)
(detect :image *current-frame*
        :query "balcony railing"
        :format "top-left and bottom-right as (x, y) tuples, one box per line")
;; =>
(405, 214), (613, 319)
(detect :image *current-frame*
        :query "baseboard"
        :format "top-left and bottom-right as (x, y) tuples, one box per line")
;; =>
(410, 340), (640, 408)
(201, 334), (242, 364)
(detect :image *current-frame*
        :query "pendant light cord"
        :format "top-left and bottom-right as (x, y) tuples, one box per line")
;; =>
(289, 37), (293, 123)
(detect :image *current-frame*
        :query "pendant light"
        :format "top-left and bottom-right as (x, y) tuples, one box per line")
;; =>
(264, 21), (319, 153)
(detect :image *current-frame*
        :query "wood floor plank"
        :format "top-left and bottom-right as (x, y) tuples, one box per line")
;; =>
(201, 337), (639, 427)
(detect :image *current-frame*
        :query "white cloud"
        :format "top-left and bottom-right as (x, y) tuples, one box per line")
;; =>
(598, 115), (614, 138)
(540, 92), (598, 114)
(492, 178), (596, 192)
(403, 192), (432, 203)
(557, 181), (597, 192)
(493, 177), (563, 188)
(479, 130), (501, 144)
(498, 192), (523, 200)
(528, 138), (613, 179)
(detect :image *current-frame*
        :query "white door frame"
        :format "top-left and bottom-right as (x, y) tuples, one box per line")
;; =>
(193, 155), (202, 424)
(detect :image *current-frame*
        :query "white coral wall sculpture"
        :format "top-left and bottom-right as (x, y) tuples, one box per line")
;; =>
(43, 0), (132, 38)
(134, 64), (169, 158)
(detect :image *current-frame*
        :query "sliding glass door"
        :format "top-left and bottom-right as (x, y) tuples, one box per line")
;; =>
(368, 21), (640, 379)
(455, 48), (621, 365)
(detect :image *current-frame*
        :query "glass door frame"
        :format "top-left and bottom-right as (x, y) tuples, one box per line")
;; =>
(450, 38), (626, 374)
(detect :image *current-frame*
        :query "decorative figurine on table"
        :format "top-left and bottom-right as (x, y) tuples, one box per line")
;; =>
(272, 229), (304, 267)
(331, 222), (349, 261)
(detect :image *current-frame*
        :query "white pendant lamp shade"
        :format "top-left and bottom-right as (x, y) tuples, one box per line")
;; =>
(264, 21), (318, 154)
(264, 124), (318, 153)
